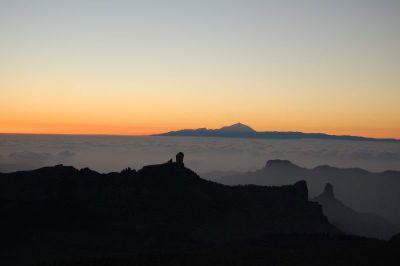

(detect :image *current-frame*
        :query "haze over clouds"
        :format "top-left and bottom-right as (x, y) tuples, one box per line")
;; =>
(1, 134), (399, 174)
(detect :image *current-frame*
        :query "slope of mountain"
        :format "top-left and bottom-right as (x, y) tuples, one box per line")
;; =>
(218, 122), (256, 132)
(0, 153), (338, 265)
(156, 123), (399, 141)
(215, 160), (400, 228)
(313, 183), (398, 239)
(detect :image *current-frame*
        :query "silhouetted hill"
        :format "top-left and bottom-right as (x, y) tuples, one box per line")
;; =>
(156, 123), (399, 141)
(313, 183), (398, 239)
(215, 160), (400, 228)
(218, 122), (256, 132)
(0, 153), (338, 265)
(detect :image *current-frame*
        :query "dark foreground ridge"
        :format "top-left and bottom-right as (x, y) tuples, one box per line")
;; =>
(156, 122), (399, 142)
(0, 153), (399, 266)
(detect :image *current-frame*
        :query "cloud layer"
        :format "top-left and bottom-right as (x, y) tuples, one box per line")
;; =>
(0, 134), (399, 174)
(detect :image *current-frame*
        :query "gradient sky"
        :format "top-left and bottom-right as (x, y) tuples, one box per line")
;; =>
(1, 0), (399, 138)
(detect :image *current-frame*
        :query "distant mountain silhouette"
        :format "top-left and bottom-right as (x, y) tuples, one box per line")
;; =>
(313, 183), (398, 239)
(218, 122), (256, 132)
(156, 123), (399, 141)
(215, 160), (400, 230)
(0, 153), (338, 265)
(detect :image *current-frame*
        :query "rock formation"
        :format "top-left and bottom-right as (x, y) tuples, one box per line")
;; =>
(175, 152), (184, 166)
(313, 183), (398, 239)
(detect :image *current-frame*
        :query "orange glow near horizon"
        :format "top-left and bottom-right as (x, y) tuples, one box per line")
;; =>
(1, 119), (399, 139)
(1, 82), (399, 139)
(1, 91), (399, 139)
(1, 1), (399, 140)
(1, 80), (399, 139)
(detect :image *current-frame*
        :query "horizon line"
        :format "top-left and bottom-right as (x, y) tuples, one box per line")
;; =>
(1, 130), (398, 141)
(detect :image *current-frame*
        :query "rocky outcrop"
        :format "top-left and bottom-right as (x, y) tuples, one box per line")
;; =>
(217, 160), (400, 228)
(175, 152), (184, 166)
(321, 183), (334, 198)
(313, 184), (398, 239)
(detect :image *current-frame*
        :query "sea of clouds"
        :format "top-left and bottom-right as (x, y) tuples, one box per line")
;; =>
(0, 134), (399, 174)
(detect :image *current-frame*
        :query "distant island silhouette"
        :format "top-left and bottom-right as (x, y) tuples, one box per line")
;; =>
(156, 122), (399, 142)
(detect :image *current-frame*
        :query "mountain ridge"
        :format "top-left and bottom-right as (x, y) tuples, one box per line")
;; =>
(0, 153), (340, 265)
(155, 123), (399, 142)
(313, 183), (398, 239)
(214, 159), (400, 230)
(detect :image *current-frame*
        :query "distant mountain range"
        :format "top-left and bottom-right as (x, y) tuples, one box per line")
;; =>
(156, 123), (399, 141)
(214, 159), (400, 232)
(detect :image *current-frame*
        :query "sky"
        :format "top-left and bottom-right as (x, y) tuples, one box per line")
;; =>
(1, 0), (399, 138)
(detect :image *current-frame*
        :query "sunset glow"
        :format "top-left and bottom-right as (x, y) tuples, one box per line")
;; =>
(1, 1), (399, 139)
